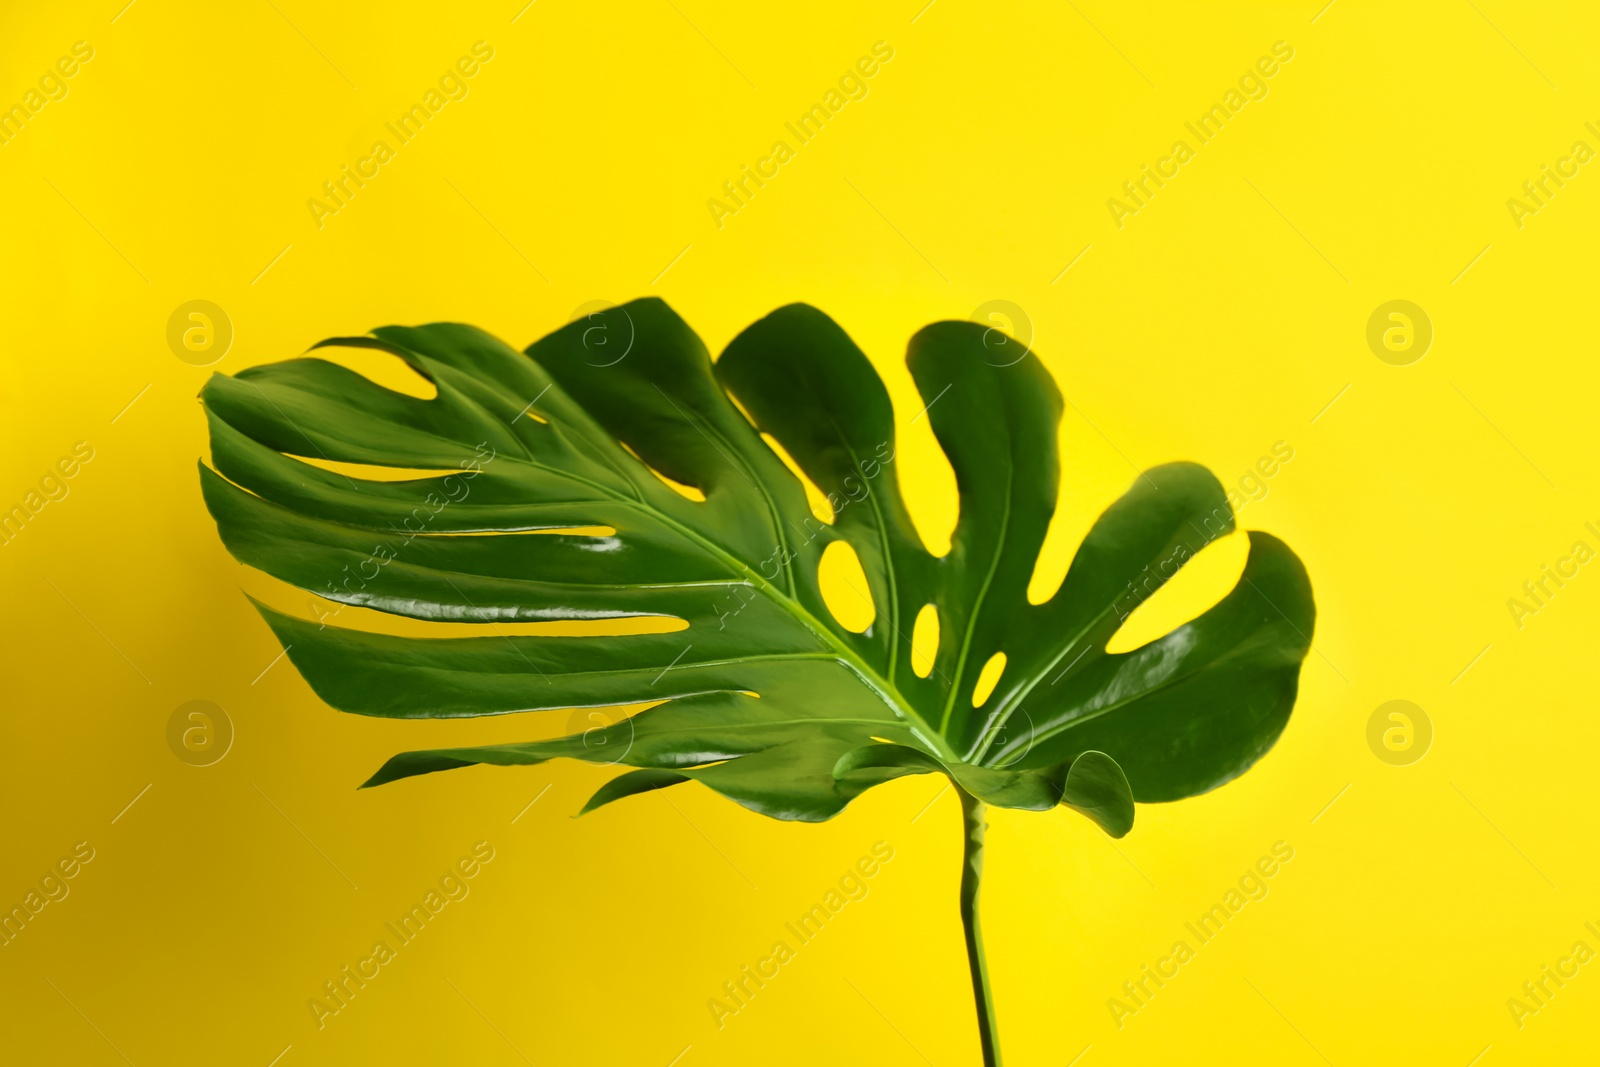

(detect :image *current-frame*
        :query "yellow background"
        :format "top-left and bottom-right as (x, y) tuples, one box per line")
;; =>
(3, 0), (1598, 1063)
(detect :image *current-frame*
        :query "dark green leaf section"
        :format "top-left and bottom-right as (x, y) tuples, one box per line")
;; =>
(999, 531), (1314, 803)
(905, 321), (1065, 756)
(717, 304), (930, 686)
(199, 297), (1315, 831)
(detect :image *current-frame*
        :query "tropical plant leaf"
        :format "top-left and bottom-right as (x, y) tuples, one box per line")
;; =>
(199, 298), (1314, 834)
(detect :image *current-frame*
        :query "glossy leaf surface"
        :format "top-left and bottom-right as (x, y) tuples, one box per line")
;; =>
(200, 299), (1315, 832)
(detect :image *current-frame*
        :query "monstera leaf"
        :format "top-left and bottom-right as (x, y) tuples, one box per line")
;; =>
(198, 298), (1313, 1065)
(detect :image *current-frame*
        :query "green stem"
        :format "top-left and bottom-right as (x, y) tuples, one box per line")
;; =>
(959, 786), (1002, 1067)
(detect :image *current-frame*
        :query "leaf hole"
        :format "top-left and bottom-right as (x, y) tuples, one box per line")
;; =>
(761, 433), (834, 523)
(971, 651), (1007, 708)
(818, 540), (874, 633)
(1105, 531), (1248, 653)
(310, 344), (439, 400)
(410, 526), (617, 539)
(898, 386), (958, 559)
(650, 468), (706, 502)
(291, 456), (466, 482)
(910, 603), (939, 678)
(254, 585), (692, 638)
(1026, 463), (1085, 604)
(619, 442), (706, 501)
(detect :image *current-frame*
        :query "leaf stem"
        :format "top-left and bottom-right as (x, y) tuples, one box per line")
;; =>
(958, 785), (1003, 1067)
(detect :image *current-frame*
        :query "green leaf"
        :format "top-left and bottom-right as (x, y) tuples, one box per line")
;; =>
(199, 298), (1315, 831)
(1059, 751), (1134, 838)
